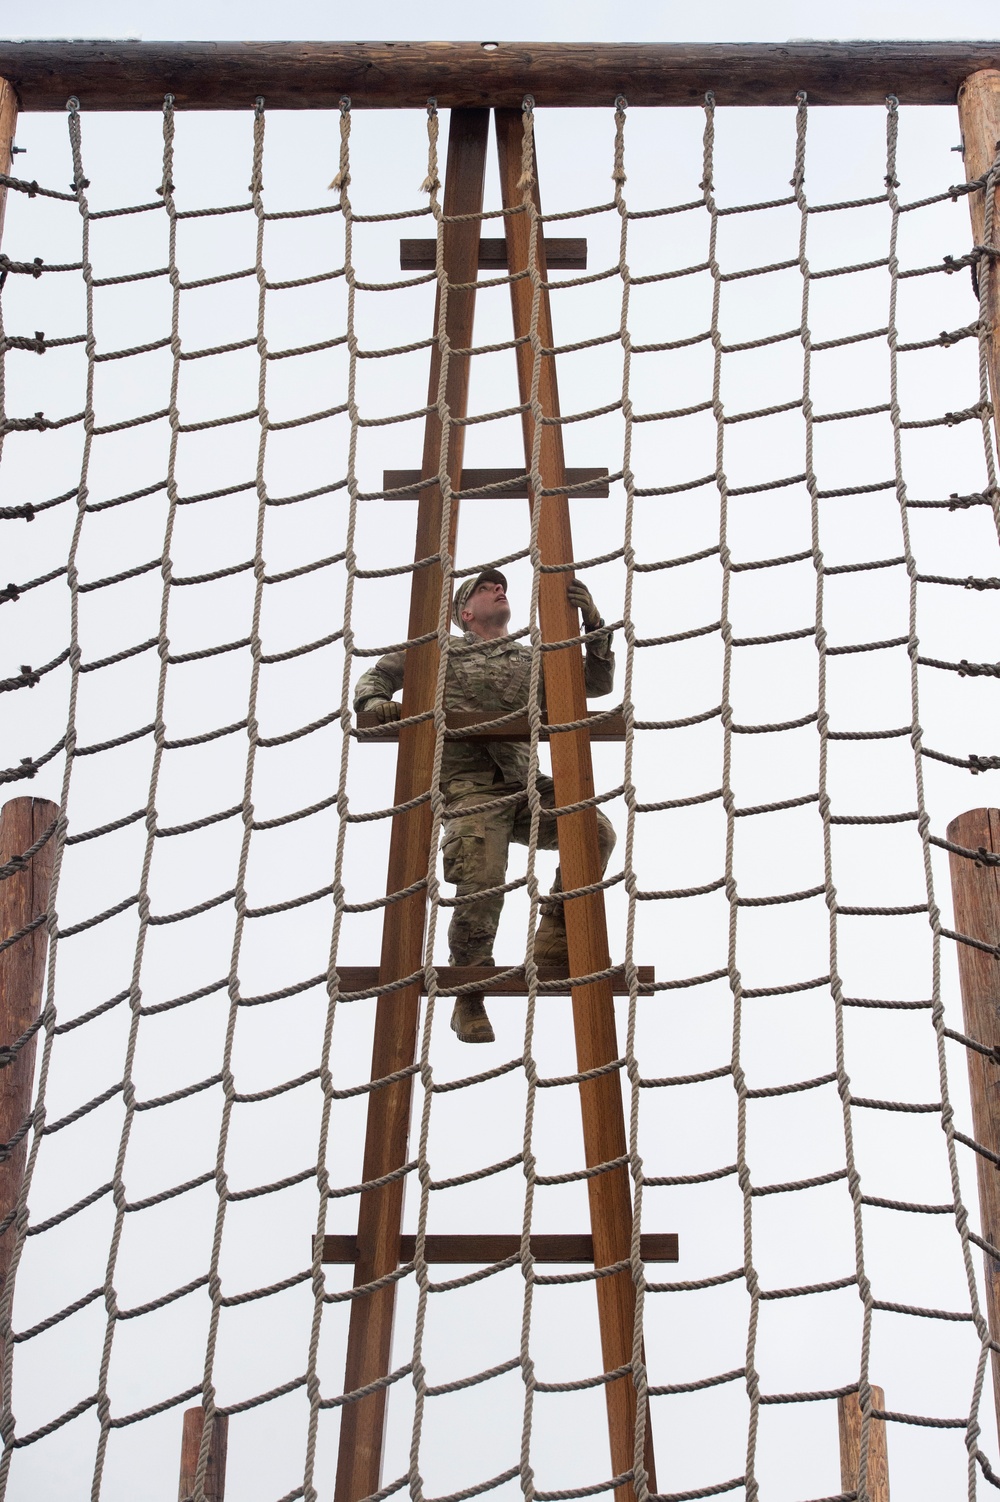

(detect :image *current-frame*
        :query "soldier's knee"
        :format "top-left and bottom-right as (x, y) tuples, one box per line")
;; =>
(448, 896), (502, 965)
(596, 810), (617, 868)
(441, 810), (509, 889)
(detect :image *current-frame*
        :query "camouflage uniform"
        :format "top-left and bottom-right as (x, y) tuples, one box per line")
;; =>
(354, 628), (616, 965)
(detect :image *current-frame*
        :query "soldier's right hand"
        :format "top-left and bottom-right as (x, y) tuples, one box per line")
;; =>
(372, 699), (401, 724)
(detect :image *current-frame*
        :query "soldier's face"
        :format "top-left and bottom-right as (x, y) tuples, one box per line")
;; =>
(461, 579), (510, 632)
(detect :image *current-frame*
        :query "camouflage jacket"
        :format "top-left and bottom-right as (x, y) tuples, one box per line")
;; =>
(354, 627), (615, 799)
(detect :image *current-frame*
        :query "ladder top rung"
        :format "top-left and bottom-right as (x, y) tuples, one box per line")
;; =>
(320, 1232), (678, 1264)
(400, 236), (588, 271)
(357, 710), (627, 742)
(334, 964), (655, 995)
(382, 466), (610, 500)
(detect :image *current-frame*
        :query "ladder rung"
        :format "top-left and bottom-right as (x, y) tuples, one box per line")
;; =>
(334, 965), (655, 995)
(400, 236), (587, 271)
(356, 710), (627, 742)
(320, 1232), (678, 1264)
(382, 466), (610, 499)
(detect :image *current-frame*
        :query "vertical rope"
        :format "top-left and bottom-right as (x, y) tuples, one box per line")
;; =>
(191, 94), (271, 1502)
(612, 94), (651, 1502)
(703, 89), (761, 1502)
(0, 93), (91, 1500)
(408, 95), (460, 1502)
(975, 135), (1000, 545)
(790, 87), (877, 1502)
(86, 93), (183, 1502)
(884, 96), (991, 1502)
(303, 94), (354, 1502)
(516, 91), (549, 1502)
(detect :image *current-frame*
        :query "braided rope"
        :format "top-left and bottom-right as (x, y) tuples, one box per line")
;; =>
(0, 87), (999, 1502)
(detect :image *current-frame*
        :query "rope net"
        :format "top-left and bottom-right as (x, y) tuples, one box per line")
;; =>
(0, 86), (999, 1502)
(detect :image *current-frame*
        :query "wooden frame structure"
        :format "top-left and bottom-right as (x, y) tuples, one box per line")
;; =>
(1, 40), (1000, 110)
(3, 39), (1000, 1502)
(334, 104), (658, 1502)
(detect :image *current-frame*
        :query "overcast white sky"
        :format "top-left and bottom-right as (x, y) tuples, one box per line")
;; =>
(9, 0), (1000, 46)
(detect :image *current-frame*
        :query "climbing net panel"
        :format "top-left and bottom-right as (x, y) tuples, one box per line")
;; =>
(1, 76), (1000, 1502)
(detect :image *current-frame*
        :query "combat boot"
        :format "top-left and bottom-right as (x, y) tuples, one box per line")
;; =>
(533, 909), (569, 966)
(450, 994), (495, 1044)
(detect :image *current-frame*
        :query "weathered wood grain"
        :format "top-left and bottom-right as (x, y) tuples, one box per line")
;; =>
(334, 109), (489, 1502)
(1, 41), (999, 110)
(947, 807), (1000, 1448)
(496, 106), (653, 1502)
(178, 1407), (228, 1502)
(0, 78), (17, 247)
(838, 1387), (890, 1500)
(958, 71), (1000, 465)
(0, 798), (57, 1300)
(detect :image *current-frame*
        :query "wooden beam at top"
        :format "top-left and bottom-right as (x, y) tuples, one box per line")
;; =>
(1, 41), (999, 110)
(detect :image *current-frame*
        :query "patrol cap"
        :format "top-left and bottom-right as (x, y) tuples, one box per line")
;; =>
(453, 568), (508, 629)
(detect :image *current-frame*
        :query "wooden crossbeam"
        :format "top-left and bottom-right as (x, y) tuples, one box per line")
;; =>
(332, 965), (655, 995)
(322, 1234), (678, 1264)
(5, 40), (1000, 111)
(356, 709), (626, 741)
(383, 466), (610, 499)
(401, 236), (587, 270)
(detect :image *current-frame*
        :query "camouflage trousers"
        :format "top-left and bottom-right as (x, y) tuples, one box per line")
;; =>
(441, 774), (617, 966)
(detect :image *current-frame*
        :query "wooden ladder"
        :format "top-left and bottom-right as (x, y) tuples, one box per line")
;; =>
(333, 107), (659, 1502)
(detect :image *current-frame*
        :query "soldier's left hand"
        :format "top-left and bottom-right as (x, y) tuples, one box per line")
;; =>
(567, 579), (602, 633)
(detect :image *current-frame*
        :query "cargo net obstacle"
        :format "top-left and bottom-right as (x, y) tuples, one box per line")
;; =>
(2, 80), (1000, 1502)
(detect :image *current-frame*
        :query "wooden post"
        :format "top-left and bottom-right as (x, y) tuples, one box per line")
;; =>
(838, 1388), (889, 1501)
(958, 70), (1000, 461)
(947, 807), (1000, 1446)
(0, 76), (17, 247)
(178, 1407), (228, 1502)
(495, 109), (655, 1502)
(0, 797), (58, 1298)
(333, 109), (490, 1502)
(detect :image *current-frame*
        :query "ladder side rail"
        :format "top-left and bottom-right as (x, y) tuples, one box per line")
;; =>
(494, 106), (655, 1502)
(334, 108), (490, 1502)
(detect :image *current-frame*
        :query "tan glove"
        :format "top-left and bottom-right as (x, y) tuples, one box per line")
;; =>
(370, 699), (401, 724)
(567, 579), (602, 633)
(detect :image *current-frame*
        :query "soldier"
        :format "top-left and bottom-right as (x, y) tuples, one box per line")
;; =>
(354, 568), (616, 1043)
